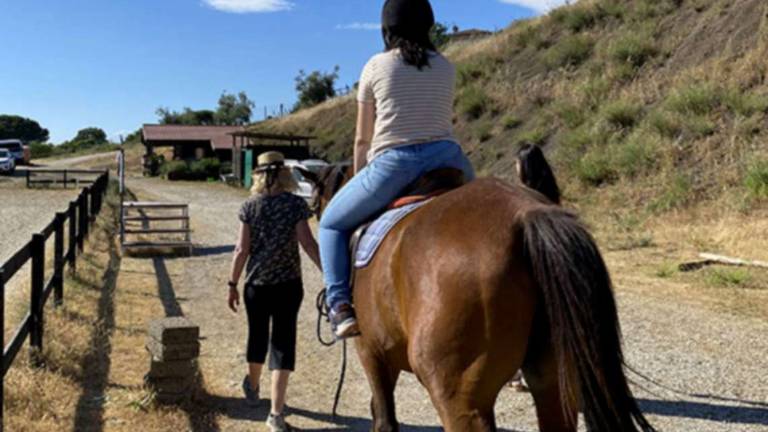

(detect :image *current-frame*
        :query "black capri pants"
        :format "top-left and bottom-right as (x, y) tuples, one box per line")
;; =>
(243, 278), (304, 371)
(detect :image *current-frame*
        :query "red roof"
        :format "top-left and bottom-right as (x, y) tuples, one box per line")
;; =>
(142, 125), (245, 151)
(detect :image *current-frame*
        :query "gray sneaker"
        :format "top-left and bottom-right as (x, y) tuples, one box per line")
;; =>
(242, 376), (260, 406)
(329, 303), (360, 339)
(266, 413), (292, 432)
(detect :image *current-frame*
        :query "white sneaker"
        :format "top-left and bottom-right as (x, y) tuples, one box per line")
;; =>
(266, 413), (292, 432)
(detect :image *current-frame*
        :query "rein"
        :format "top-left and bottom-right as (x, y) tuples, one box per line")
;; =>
(311, 162), (354, 418)
(315, 288), (348, 418)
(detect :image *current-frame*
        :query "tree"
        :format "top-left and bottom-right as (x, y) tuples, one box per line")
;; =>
(156, 91), (254, 126)
(430, 22), (451, 49)
(215, 91), (254, 125)
(0, 115), (50, 142)
(294, 66), (340, 112)
(156, 108), (216, 126)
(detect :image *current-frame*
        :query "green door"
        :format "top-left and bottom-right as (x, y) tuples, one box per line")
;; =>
(243, 150), (254, 189)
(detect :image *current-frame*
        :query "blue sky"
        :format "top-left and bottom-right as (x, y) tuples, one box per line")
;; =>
(0, 0), (564, 143)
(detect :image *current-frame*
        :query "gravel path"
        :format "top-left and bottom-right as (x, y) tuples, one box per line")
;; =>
(127, 176), (768, 432)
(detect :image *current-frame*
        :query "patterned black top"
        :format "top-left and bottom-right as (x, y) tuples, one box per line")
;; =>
(239, 193), (312, 286)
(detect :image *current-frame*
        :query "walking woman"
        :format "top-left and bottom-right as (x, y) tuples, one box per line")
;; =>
(228, 151), (320, 432)
(319, 0), (475, 338)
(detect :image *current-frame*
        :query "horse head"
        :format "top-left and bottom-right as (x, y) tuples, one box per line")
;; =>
(301, 162), (353, 217)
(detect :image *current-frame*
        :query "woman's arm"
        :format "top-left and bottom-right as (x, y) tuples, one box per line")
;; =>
(354, 101), (375, 174)
(296, 219), (322, 270)
(227, 222), (251, 312)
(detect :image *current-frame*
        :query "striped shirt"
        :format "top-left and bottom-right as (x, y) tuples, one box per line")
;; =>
(358, 49), (456, 161)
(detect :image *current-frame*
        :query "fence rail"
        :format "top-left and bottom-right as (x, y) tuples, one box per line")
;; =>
(0, 170), (110, 426)
(121, 202), (192, 256)
(25, 168), (105, 189)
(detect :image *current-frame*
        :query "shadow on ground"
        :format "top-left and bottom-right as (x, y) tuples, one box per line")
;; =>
(639, 397), (768, 426)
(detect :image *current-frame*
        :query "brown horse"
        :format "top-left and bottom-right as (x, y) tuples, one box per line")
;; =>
(307, 166), (655, 432)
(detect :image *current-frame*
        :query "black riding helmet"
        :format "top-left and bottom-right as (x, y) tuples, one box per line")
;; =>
(382, 0), (435, 41)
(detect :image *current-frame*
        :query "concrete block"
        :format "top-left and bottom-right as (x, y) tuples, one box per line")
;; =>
(146, 338), (200, 361)
(148, 317), (200, 344)
(148, 359), (198, 379)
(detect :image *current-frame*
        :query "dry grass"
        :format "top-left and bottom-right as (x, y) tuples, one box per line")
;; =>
(2, 184), (191, 431)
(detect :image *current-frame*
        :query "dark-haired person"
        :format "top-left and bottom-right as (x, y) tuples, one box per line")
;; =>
(509, 143), (561, 393)
(319, 0), (475, 338)
(516, 143), (561, 205)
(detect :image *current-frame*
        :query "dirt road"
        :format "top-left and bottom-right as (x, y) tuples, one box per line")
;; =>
(124, 176), (768, 432)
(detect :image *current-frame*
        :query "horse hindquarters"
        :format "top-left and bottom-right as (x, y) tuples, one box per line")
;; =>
(521, 208), (655, 432)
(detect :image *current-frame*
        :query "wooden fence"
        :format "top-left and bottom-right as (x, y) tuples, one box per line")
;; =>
(0, 170), (110, 426)
(121, 202), (193, 256)
(26, 169), (104, 189)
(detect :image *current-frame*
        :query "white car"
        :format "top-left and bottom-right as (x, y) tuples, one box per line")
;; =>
(0, 140), (27, 164)
(0, 149), (16, 175)
(285, 159), (329, 201)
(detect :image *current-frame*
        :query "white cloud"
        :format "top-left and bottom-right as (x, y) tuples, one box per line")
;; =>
(498, 0), (571, 13)
(335, 22), (381, 31)
(203, 0), (294, 13)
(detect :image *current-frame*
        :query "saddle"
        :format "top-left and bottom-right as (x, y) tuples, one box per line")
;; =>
(350, 168), (466, 269)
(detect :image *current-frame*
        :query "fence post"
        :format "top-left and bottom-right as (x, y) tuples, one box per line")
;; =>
(30, 233), (45, 367)
(54, 212), (65, 307)
(68, 201), (77, 272)
(26, 169), (30, 188)
(78, 192), (86, 251)
(63, 170), (68, 190)
(1, 267), (5, 427)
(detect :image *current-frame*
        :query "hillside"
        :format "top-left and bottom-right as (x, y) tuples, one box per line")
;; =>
(252, 0), (768, 216)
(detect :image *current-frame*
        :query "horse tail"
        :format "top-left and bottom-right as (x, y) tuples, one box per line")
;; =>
(521, 207), (655, 432)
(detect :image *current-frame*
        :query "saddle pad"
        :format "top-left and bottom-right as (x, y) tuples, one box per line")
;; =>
(354, 199), (433, 268)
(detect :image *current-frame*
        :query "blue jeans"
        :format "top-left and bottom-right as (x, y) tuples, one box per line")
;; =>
(319, 140), (475, 309)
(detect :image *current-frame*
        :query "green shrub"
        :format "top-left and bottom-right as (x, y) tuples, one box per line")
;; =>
(190, 158), (221, 179)
(745, 160), (768, 199)
(577, 77), (611, 109)
(28, 142), (55, 159)
(551, 4), (604, 32)
(736, 114), (763, 138)
(602, 100), (643, 129)
(656, 262), (678, 278)
(561, 125), (595, 152)
(613, 134), (658, 177)
(666, 84), (720, 116)
(608, 34), (657, 68)
(161, 158), (220, 181)
(648, 110), (682, 138)
(722, 88), (768, 117)
(502, 115), (523, 130)
(161, 161), (190, 181)
(633, 0), (678, 20)
(597, 1), (627, 19)
(553, 102), (586, 128)
(544, 35), (594, 69)
(456, 62), (488, 88)
(517, 128), (548, 146)
(682, 115), (717, 138)
(706, 268), (752, 287)
(457, 86), (490, 120)
(576, 151), (615, 185)
(649, 174), (691, 212)
(475, 121), (494, 142)
(513, 23), (541, 49)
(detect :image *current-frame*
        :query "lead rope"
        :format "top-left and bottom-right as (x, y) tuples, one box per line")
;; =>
(316, 289), (347, 418)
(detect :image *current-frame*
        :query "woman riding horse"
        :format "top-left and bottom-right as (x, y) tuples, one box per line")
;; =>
(314, 1), (656, 430)
(318, 0), (475, 339)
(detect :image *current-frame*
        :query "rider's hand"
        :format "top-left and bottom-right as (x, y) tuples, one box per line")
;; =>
(228, 287), (240, 313)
